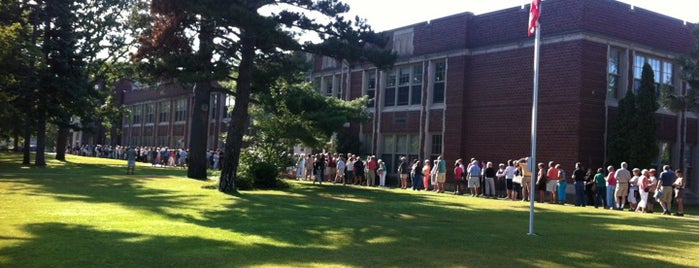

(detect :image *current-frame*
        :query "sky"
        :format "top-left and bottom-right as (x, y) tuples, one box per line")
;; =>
(340, 0), (699, 32)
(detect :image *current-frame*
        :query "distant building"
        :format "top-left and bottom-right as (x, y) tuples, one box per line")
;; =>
(307, 0), (697, 202)
(115, 79), (232, 150)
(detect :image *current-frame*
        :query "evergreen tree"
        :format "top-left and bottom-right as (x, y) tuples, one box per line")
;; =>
(631, 63), (659, 168)
(608, 89), (636, 167)
(135, 0), (396, 192)
(660, 27), (699, 170)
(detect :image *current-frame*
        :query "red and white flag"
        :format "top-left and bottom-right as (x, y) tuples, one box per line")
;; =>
(528, 0), (541, 36)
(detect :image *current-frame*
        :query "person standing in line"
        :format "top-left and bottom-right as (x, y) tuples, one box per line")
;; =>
(467, 160), (482, 197)
(504, 160), (517, 201)
(454, 158), (466, 195)
(636, 169), (650, 213)
(536, 162), (548, 203)
(422, 160), (432, 191)
(646, 169), (658, 213)
(546, 161), (559, 204)
(496, 163), (507, 198)
(614, 162), (631, 210)
(483, 162), (496, 198)
(454, 161), (464, 194)
(365, 155), (378, 187)
(335, 155), (346, 185)
(556, 164), (567, 205)
(435, 156), (447, 193)
(377, 159), (387, 187)
(346, 155), (355, 184)
(572, 162), (586, 206)
(411, 159), (423, 190)
(605, 165), (617, 209)
(353, 156), (365, 185)
(657, 165), (676, 215)
(628, 168), (641, 211)
(398, 156), (409, 189)
(594, 168), (607, 209)
(672, 169), (685, 216)
(585, 168), (596, 206)
(126, 146), (136, 175)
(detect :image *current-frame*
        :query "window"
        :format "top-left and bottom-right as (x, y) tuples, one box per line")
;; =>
(142, 136), (153, 147)
(384, 70), (397, 107)
(662, 62), (673, 85)
(411, 65), (423, 105)
(158, 136), (168, 147)
(223, 95), (233, 119)
(608, 48), (621, 99)
(431, 134), (442, 157)
(145, 103), (155, 124)
(634, 54), (673, 94)
(175, 98), (187, 122)
(132, 105), (142, 125)
(210, 94), (219, 120)
(433, 62), (446, 104)
(392, 28), (414, 56)
(324, 76), (333, 96)
(384, 64), (423, 107)
(158, 101), (170, 123)
(366, 72), (376, 108)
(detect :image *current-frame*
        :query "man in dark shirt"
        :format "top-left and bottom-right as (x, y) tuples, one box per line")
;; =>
(572, 162), (587, 207)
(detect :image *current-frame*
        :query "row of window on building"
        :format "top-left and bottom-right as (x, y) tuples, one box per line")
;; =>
(124, 94), (234, 126)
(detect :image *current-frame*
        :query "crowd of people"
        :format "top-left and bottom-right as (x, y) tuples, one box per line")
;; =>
(68, 144), (225, 170)
(292, 153), (687, 217)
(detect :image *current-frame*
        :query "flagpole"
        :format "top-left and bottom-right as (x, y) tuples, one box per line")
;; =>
(528, 18), (541, 236)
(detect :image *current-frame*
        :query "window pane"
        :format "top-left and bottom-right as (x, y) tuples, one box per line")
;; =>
(662, 61), (673, 84)
(396, 135), (407, 153)
(413, 65), (423, 84)
(634, 55), (645, 79)
(397, 86), (409, 106)
(607, 74), (618, 99)
(431, 134), (442, 155)
(433, 82), (445, 104)
(367, 73), (376, 89)
(435, 62), (445, 82)
(383, 135), (394, 153)
(384, 87), (396, 106)
(609, 49), (620, 75)
(366, 89), (375, 108)
(409, 134), (420, 154)
(399, 67), (410, 85)
(648, 58), (660, 83)
(410, 85), (422, 105)
(386, 70), (396, 87)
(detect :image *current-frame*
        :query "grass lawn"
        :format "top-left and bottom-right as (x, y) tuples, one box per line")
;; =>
(0, 152), (697, 268)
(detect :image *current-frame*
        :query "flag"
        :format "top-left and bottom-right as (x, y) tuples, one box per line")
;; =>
(528, 0), (541, 36)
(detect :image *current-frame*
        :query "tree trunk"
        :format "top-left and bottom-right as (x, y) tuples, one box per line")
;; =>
(219, 32), (255, 194)
(187, 81), (212, 179)
(22, 117), (31, 165)
(13, 131), (19, 152)
(35, 104), (46, 166)
(679, 110), (686, 170)
(187, 18), (214, 180)
(55, 125), (68, 161)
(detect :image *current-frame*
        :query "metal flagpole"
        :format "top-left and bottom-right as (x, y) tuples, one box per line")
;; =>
(528, 13), (541, 237)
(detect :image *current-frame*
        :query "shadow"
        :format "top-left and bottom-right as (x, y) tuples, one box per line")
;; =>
(2, 152), (698, 267)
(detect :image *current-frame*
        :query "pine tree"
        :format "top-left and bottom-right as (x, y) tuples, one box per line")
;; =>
(631, 63), (659, 168)
(608, 89), (636, 167)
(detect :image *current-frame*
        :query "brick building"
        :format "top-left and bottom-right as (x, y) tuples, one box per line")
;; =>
(308, 0), (697, 202)
(116, 79), (232, 151)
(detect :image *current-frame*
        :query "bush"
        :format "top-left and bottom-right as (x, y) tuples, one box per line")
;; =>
(236, 176), (254, 190)
(251, 161), (279, 189)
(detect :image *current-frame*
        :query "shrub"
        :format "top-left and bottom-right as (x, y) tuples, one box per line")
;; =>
(251, 161), (279, 189)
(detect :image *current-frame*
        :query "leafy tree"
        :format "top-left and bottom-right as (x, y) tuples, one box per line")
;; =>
(660, 27), (699, 170)
(608, 89), (636, 167)
(135, 0), (396, 192)
(631, 63), (659, 168)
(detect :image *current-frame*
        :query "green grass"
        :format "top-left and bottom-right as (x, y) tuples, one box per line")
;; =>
(0, 152), (697, 268)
